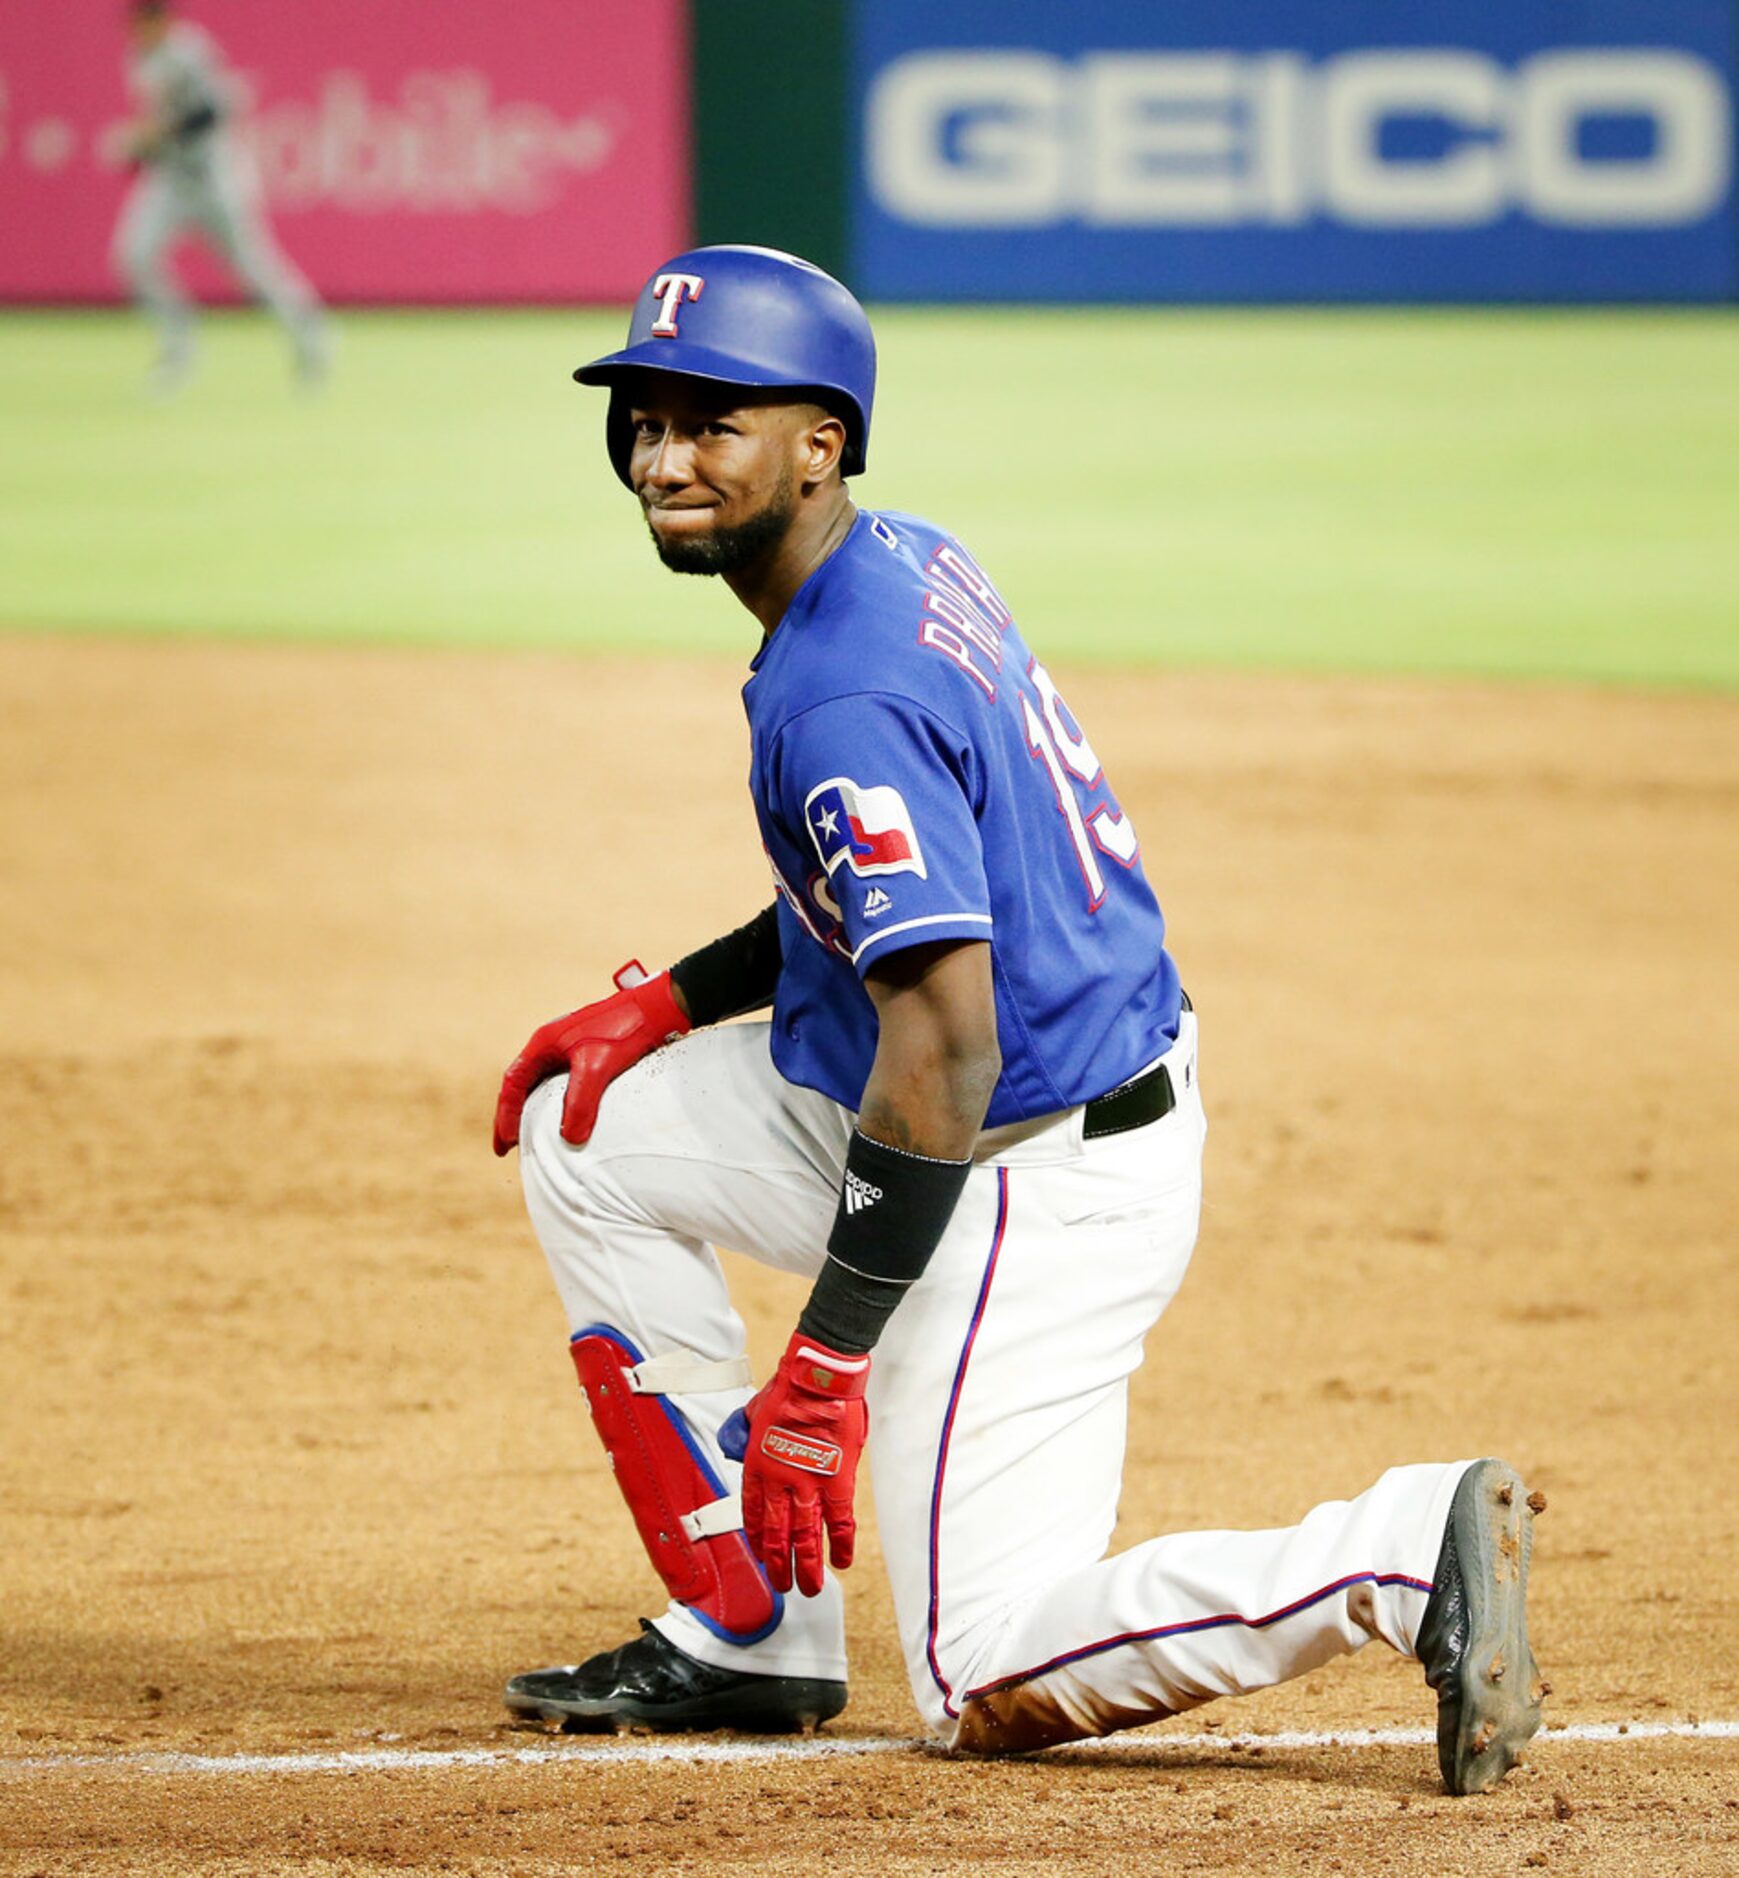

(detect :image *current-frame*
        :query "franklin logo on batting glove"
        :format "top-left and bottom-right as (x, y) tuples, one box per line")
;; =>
(760, 1427), (844, 1476)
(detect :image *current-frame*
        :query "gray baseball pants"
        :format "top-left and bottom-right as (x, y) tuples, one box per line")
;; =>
(112, 151), (324, 358)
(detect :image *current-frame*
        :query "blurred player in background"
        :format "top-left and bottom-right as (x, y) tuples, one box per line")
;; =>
(112, 0), (330, 394)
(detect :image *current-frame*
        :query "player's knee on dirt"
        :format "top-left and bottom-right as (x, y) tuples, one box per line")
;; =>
(890, 1601), (1015, 1745)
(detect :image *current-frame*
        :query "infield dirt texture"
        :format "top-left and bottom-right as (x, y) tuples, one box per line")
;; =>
(1, 311), (1736, 1872)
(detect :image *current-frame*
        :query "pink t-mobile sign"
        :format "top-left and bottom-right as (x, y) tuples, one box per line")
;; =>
(0, 0), (689, 301)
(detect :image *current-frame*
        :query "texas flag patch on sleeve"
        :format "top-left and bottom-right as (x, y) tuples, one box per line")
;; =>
(804, 778), (928, 881)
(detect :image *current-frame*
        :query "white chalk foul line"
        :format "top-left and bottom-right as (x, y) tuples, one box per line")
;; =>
(2, 1719), (1733, 1779)
(0, 1735), (905, 1779)
(1091, 1720), (1739, 1750)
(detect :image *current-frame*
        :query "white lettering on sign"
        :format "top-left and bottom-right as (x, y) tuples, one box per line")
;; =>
(1520, 51), (1730, 226)
(1320, 53), (1508, 226)
(866, 47), (1732, 231)
(230, 71), (619, 214)
(869, 51), (1068, 226)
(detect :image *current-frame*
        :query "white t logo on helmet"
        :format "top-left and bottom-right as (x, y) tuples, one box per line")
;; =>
(649, 272), (705, 337)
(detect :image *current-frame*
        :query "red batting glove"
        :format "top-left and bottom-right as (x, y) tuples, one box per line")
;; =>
(742, 1331), (870, 1597)
(491, 962), (690, 1156)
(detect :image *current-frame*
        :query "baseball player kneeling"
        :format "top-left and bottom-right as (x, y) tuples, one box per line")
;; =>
(491, 247), (1546, 1793)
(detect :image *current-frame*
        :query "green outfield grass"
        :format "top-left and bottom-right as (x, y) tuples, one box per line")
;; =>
(2, 307), (1735, 685)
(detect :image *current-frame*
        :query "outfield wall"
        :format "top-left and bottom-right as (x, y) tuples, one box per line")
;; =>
(1, 0), (1734, 304)
(846, 0), (1739, 302)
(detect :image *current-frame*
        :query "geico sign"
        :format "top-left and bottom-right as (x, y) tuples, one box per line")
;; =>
(867, 49), (1732, 228)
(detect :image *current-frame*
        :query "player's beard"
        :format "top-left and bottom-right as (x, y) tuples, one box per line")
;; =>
(646, 470), (797, 577)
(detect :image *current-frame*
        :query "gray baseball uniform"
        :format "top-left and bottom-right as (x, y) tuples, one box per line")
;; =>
(112, 22), (327, 380)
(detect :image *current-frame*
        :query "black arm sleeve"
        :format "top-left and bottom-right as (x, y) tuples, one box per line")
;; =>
(669, 903), (782, 1028)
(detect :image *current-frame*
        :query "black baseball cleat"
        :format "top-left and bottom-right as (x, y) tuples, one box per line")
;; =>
(1416, 1457), (1549, 1794)
(504, 1620), (848, 1734)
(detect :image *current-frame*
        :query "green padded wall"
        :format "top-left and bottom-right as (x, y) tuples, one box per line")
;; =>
(690, 0), (852, 282)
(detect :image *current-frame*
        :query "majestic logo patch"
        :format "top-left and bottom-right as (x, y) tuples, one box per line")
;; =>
(805, 778), (927, 881)
(862, 886), (893, 919)
(762, 1426), (843, 1477)
(649, 271), (704, 337)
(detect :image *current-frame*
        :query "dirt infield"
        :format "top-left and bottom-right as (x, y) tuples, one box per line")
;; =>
(1, 634), (1734, 1874)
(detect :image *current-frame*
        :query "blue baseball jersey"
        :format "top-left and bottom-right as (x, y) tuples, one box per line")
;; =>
(745, 510), (1183, 1129)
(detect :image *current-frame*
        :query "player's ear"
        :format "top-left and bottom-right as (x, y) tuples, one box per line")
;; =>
(801, 412), (848, 487)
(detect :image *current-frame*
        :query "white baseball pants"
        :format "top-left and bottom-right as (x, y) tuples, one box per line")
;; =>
(517, 1014), (1468, 1748)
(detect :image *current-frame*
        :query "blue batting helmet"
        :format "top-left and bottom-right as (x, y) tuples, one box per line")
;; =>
(575, 245), (876, 488)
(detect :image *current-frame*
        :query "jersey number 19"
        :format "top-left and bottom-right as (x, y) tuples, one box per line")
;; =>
(1020, 660), (1140, 914)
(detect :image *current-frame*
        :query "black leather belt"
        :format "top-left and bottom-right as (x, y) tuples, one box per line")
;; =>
(1084, 1062), (1175, 1140)
(1082, 991), (1190, 1142)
